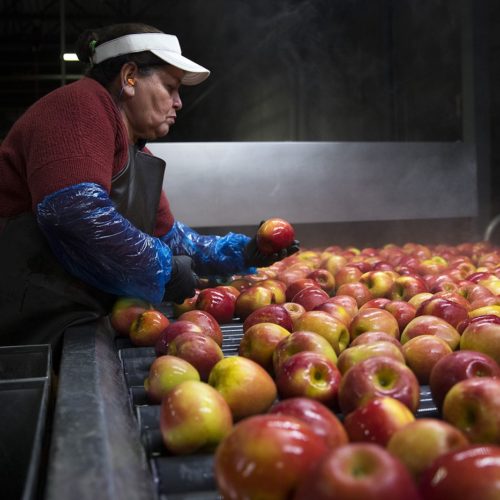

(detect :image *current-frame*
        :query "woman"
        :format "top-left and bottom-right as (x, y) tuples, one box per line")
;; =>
(0, 23), (298, 351)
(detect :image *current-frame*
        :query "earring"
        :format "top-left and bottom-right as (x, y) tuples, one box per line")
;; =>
(127, 78), (135, 86)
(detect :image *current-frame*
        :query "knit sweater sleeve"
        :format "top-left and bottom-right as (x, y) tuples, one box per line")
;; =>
(21, 78), (128, 208)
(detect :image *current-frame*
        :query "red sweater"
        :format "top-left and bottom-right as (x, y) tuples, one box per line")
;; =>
(0, 77), (174, 236)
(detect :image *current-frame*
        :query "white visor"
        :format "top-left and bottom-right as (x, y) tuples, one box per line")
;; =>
(91, 33), (210, 86)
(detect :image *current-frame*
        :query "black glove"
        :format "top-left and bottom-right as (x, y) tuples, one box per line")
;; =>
(164, 255), (199, 304)
(244, 223), (300, 268)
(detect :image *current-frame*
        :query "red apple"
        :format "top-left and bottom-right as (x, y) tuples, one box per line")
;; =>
(349, 331), (403, 352)
(268, 397), (348, 449)
(389, 275), (428, 301)
(110, 296), (152, 336)
(293, 310), (350, 355)
(418, 444), (500, 499)
(359, 297), (392, 311)
(129, 309), (170, 347)
(429, 349), (500, 411)
(349, 307), (400, 341)
(177, 309), (223, 346)
(343, 396), (415, 446)
(337, 341), (406, 375)
(273, 330), (338, 374)
(167, 331), (224, 381)
(387, 418), (469, 480)
(256, 218), (295, 255)
(323, 253), (348, 276)
(282, 302), (306, 328)
(208, 356), (277, 420)
(408, 292), (434, 308)
(314, 300), (352, 325)
(327, 294), (359, 318)
(336, 282), (373, 308)
(239, 322), (291, 372)
(334, 265), (363, 289)
(338, 356), (420, 415)
(196, 287), (235, 323)
(144, 355), (200, 403)
(257, 278), (287, 304)
(402, 334), (453, 384)
(242, 304), (294, 333)
(234, 285), (274, 320)
(154, 320), (203, 356)
(416, 296), (469, 329)
(160, 380), (232, 454)
(307, 269), (336, 295)
(442, 377), (500, 444)
(294, 443), (420, 500)
(460, 315), (500, 364)
(291, 286), (330, 311)
(383, 300), (417, 331)
(275, 351), (342, 408)
(285, 278), (319, 302)
(400, 315), (461, 350)
(214, 414), (329, 499)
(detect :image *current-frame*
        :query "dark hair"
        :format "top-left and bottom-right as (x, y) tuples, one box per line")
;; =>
(75, 23), (168, 86)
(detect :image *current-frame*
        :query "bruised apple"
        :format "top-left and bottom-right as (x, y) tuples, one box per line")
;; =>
(129, 309), (169, 347)
(110, 296), (152, 336)
(256, 218), (295, 255)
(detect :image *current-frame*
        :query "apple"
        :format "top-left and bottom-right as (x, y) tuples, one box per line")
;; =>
(334, 265), (363, 289)
(239, 322), (291, 372)
(400, 315), (461, 350)
(273, 330), (338, 374)
(338, 356), (420, 415)
(343, 396), (415, 446)
(129, 309), (170, 347)
(313, 300), (352, 326)
(417, 255), (448, 275)
(349, 307), (400, 341)
(359, 270), (395, 298)
(282, 301), (306, 328)
(402, 334), (453, 384)
(257, 278), (287, 304)
(294, 443), (420, 500)
(384, 300), (417, 331)
(458, 282), (497, 307)
(337, 341), (406, 375)
(387, 418), (469, 480)
(275, 351), (342, 408)
(167, 331), (224, 381)
(234, 285), (274, 320)
(268, 397), (348, 449)
(144, 355), (200, 403)
(433, 290), (472, 311)
(407, 291), (434, 308)
(242, 304), (294, 333)
(349, 331), (403, 351)
(429, 349), (500, 411)
(359, 297), (392, 311)
(418, 444), (500, 499)
(196, 287), (235, 324)
(208, 356), (277, 420)
(172, 289), (200, 318)
(256, 218), (295, 255)
(160, 380), (232, 454)
(389, 275), (428, 301)
(154, 320), (203, 356)
(291, 286), (330, 311)
(293, 310), (350, 355)
(326, 294), (359, 318)
(468, 304), (500, 320)
(458, 312), (500, 334)
(442, 377), (500, 444)
(306, 269), (336, 296)
(110, 296), (152, 336)
(214, 414), (329, 500)
(285, 278), (320, 302)
(416, 296), (469, 329)
(323, 254), (348, 276)
(336, 282), (373, 307)
(460, 315), (500, 364)
(177, 309), (223, 346)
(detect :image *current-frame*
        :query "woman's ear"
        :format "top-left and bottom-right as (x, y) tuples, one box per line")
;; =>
(119, 62), (138, 98)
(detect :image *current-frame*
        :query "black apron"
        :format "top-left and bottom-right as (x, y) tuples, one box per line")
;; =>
(0, 145), (166, 352)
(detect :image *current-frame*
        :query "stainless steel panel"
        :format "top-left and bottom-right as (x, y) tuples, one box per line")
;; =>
(149, 142), (477, 227)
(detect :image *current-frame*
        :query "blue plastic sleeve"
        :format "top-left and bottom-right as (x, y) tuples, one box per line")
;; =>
(36, 182), (172, 304)
(162, 221), (256, 277)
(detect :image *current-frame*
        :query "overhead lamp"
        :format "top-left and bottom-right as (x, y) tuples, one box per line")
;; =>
(63, 53), (79, 62)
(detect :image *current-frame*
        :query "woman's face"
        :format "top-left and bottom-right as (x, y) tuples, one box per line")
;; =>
(122, 65), (184, 142)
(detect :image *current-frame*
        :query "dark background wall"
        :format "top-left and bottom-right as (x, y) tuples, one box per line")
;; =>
(0, 0), (498, 245)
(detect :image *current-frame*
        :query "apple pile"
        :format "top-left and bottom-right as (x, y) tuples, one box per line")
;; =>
(109, 240), (500, 498)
